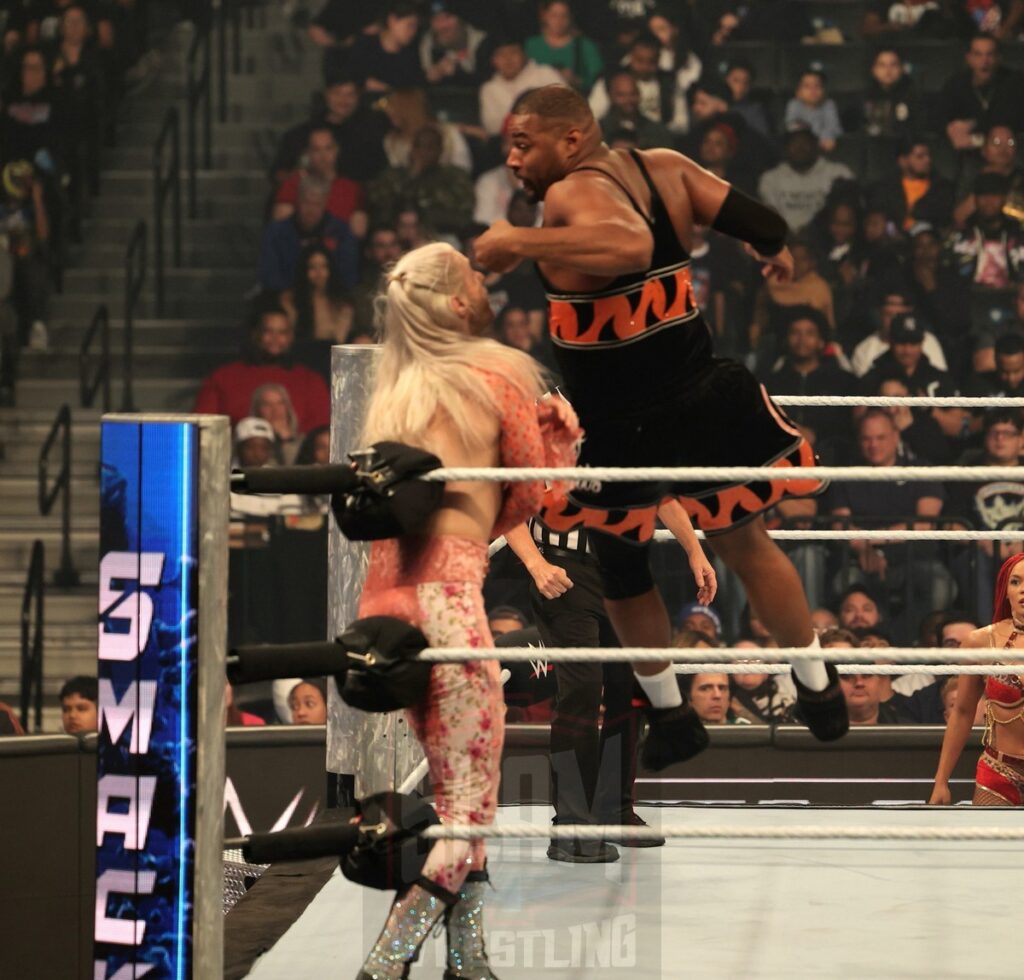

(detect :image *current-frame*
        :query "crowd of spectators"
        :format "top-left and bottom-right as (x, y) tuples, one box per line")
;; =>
(180, 0), (1024, 726)
(0, 0), (153, 403)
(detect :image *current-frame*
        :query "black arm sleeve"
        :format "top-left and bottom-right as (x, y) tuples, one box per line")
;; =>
(710, 187), (788, 257)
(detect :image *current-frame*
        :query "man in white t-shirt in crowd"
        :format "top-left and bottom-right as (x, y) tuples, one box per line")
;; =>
(479, 38), (562, 135)
(474, 119), (534, 225)
(851, 290), (948, 376)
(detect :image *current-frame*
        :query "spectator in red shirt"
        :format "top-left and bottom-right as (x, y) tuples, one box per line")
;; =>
(272, 125), (367, 238)
(193, 304), (330, 431)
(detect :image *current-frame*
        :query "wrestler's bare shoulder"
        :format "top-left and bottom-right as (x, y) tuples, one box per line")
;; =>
(964, 624), (999, 648)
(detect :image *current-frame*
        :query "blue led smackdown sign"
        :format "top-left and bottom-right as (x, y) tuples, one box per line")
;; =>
(95, 420), (199, 979)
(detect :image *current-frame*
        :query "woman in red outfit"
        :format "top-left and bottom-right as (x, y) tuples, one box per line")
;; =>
(930, 552), (1024, 806)
(354, 241), (579, 980)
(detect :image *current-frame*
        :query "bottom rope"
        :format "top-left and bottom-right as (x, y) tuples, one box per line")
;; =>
(420, 824), (1024, 842)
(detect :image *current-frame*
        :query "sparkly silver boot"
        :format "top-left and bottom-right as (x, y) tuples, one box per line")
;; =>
(443, 868), (499, 980)
(357, 878), (457, 980)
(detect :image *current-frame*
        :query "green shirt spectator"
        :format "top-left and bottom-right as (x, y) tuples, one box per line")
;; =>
(525, 1), (603, 93)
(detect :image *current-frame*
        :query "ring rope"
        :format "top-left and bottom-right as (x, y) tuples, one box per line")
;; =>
(420, 647), (1016, 664)
(427, 465), (1024, 483)
(772, 395), (1024, 408)
(419, 823), (1024, 842)
(655, 529), (1024, 542)
(488, 527), (1024, 557)
(669, 664), (1021, 676)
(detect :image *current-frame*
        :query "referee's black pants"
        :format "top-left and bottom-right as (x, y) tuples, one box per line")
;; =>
(531, 549), (641, 825)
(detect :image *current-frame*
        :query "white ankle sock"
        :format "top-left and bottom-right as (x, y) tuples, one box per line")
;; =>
(791, 633), (830, 692)
(636, 665), (683, 709)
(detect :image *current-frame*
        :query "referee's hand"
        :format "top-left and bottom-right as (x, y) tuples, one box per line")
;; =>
(529, 560), (574, 600)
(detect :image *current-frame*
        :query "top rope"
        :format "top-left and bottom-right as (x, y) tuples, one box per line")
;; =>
(426, 465), (1024, 483)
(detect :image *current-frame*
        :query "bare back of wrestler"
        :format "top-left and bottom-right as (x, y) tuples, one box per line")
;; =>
(475, 84), (849, 748)
(424, 408), (502, 542)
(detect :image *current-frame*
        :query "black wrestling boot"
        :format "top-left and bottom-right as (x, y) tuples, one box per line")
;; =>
(547, 818), (619, 863)
(792, 663), (849, 742)
(598, 810), (665, 848)
(443, 867), (500, 979)
(357, 877), (458, 979)
(640, 702), (710, 772)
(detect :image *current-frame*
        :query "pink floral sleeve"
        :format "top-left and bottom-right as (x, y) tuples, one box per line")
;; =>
(481, 373), (582, 539)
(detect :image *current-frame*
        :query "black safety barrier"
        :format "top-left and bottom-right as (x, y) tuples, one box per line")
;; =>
(152, 108), (181, 319)
(38, 403), (78, 587)
(122, 220), (147, 411)
(78, 305), (110, 412)
(186, 16), (212, 219)
(19, 539), (44, 732)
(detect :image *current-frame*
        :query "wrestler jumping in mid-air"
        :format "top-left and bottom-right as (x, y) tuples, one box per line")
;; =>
(353, 241), (580, 979)
(475, 84), (849, 755)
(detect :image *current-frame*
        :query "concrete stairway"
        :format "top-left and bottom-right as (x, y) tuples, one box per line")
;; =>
(0, 3), (323, 726)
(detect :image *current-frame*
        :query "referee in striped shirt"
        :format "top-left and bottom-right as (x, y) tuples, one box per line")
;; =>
(505, 515), (660, 863)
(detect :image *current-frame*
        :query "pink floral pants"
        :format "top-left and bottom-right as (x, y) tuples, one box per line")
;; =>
(358, 535), (505, 892)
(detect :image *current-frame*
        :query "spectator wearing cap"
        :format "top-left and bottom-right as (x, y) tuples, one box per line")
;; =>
(929, 379), (981, 462)
(784, 69), (841, 153)
(947, 171), (1024, 289)
(952, 123), (1024, 230)
(966, 331), (1024, 397)
(757, 127), (853, 234)
(419, 1), (492, 88)
(767, 305), (856, 450)
(677, 601), (721, 644)
(233, 416), (278, 468)
(861, 313), (948, 397)
(867, 137), (955, 233)
(487, 605), (529, 637)
(597, 69), (673, 149)
(479, 37), (563, 135)
(0, 157), (50, 352)
(588, 33), (686, 133)
(948, 407), (1024, 613)
(851, 291), (948, 377)
(937, 33), (1024, 158)
(838, 584), (884, 632)
(870, 375), (963, 466)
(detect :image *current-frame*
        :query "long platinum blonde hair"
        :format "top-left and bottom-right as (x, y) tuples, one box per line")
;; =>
(362, 242), (545, 452)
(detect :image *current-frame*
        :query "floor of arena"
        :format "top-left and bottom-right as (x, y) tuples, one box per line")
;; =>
(245, 803), (1022, 979)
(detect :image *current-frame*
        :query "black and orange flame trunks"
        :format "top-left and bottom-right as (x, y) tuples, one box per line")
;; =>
(541, 353), (827, 546)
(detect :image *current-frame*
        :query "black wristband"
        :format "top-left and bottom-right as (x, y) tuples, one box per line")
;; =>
(710, 187), (788, 257)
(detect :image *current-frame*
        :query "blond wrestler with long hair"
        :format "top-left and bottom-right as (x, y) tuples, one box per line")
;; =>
(354, 241), (579, 980)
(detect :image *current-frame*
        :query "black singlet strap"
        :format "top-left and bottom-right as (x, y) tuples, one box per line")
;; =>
(572, 164), (653, 225)
(627, 148), (659, 198)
